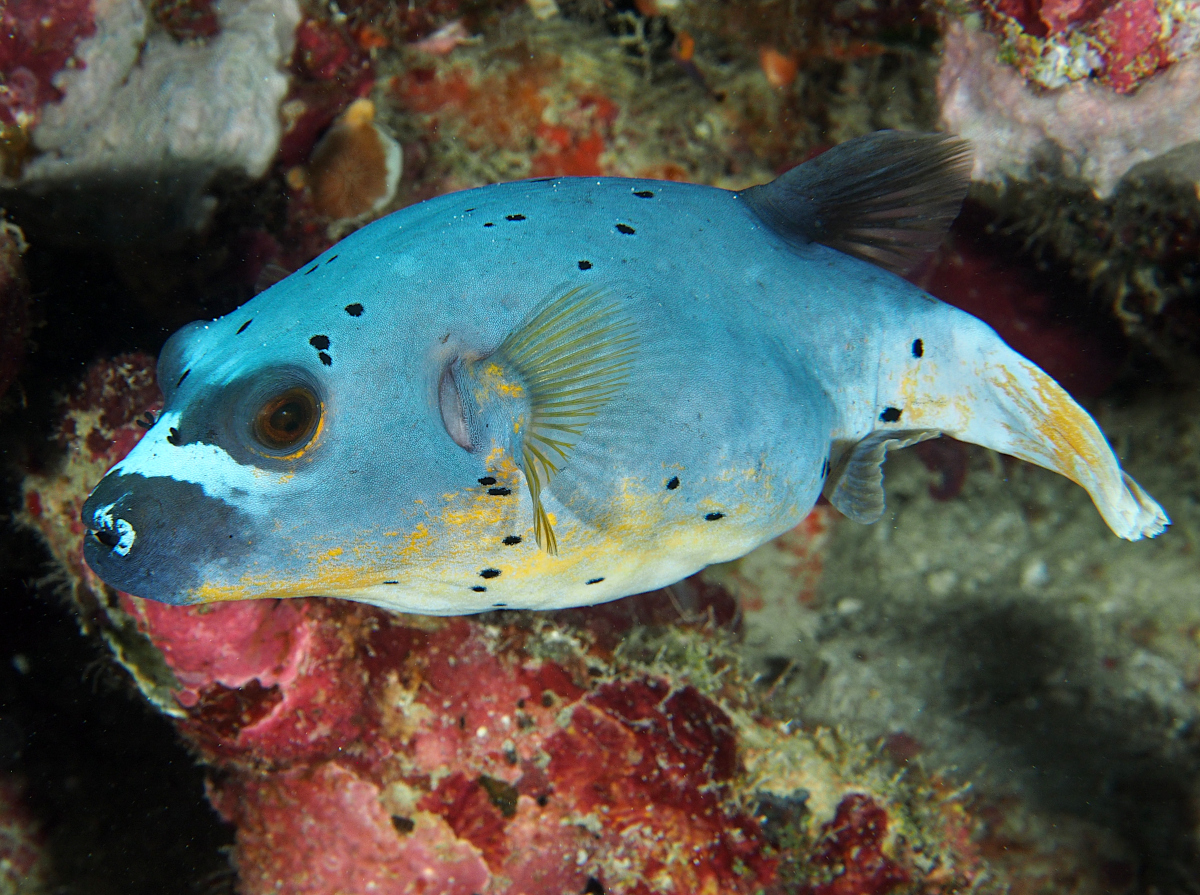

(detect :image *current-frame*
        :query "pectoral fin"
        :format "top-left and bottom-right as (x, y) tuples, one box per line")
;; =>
(489, 287), (637, 554)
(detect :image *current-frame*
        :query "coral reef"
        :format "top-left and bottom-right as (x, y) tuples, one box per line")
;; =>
(20, 355), (988, 893)
(937, 18), (1200, 365)
(0, 0), (301, 247)
(16, 0), (300, 184)
(0, 0), (96, 170)
(0, 777), (48, 895)
(4, 0), (1200, 890)
(972, 0), (1199, 93)
(938, 21), (1200, 199)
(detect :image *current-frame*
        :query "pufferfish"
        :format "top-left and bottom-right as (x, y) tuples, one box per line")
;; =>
(81, 131), (1169, 614)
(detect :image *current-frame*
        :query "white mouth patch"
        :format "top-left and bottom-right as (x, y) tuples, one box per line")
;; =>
(112, 410), (290, 514)
(94, 501), (137, 556)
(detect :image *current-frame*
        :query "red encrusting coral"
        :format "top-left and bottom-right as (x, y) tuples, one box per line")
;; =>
(277, 16), (376, 169)
(0, 0), (96, 127)
(974, 0), (1185, 92)
(148, 0), (222, 42)
(799, 794), (910, 895)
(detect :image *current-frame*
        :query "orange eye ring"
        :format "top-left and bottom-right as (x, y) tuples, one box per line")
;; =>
(253, 386), (320, 452)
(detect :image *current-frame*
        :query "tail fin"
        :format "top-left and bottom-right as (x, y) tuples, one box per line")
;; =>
(896, 317), (1167, 540)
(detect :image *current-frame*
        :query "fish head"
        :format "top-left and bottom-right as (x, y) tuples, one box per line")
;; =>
(80, 270), (480, 608)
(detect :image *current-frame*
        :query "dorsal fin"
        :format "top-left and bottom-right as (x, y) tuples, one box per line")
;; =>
(738, 131), (973, 276)
(489, 287), (637, 555)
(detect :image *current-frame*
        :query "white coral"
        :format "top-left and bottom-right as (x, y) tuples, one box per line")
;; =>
(938, 21), (1200, 197)
(24, 0), (300, 183)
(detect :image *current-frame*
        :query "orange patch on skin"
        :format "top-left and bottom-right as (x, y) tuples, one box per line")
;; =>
(992, 360), (1108, 489)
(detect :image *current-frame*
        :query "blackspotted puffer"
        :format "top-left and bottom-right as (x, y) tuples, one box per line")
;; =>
(81, 132), (1168, 613)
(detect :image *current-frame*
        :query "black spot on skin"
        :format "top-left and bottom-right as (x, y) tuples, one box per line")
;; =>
(578, 260), (592, 270)
(584, 878), (606, 895)
(325, 254), (338, 264)
(912, 338), (924, 358)
(506, 214), (526, 221)
(176, 369), (190, 388)
(319, 351), (332, 366)
(488, 487), (512, 496)
(484, 222), (494, 227)
(463, 207), (475, 212)
(615, 223), (635, 235)
(536, 794), (549, 808)
(309, 335), (330, 350)
(705, 512), (725, 521)
(236, 319), (252, 334)
(880, 407), (902, 423)
(383, 580), (399, 585)
(503, 535), (522, 545)
(480, 568), (501, 579)
(304, 264), (318, 275)
(478, 476), (497, 485)
(633, 190), (654, 198)
(586, 577), (604, 585)
(666, 476), (679, 490)
(472, 585), (487, 592)
(493, 602), (507, 608)
(167, 427), (181, 446)
(345, 303), (364, 317)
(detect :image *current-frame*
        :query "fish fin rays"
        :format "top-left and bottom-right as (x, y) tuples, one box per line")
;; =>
(825, 429), (940, 524)
(738, 131), (973, 277)
(891, 320), (1169, 541)
(491, 286), (638, 555)
(976, 355), (1170, 541)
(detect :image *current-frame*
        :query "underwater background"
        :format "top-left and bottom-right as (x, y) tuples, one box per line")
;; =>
(2, 0), (1199, 892)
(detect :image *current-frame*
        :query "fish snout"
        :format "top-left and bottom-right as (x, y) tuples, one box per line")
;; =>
(81, 471), (254, 605)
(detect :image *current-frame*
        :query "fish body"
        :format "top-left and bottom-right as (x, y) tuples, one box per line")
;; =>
(82, 133), (1168, 613)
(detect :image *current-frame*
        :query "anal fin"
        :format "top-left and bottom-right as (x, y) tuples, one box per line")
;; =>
(825, 429), (941, 524)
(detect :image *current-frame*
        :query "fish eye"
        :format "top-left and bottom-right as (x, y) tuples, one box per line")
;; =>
(253, 386), (320, 452)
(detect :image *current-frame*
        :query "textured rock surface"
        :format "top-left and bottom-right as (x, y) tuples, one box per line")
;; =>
(939, 21), (1200, 198)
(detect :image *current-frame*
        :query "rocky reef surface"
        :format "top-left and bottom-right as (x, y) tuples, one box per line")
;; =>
(2, 0), (1199, 892)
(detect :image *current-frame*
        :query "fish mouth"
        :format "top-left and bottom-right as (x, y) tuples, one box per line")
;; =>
(85, 495), (139, 558)
(81, 470), (256, 606)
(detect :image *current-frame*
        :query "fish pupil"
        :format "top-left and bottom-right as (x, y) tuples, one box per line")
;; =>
(271, 402), (304, 433)
(254, 387), (319, 451)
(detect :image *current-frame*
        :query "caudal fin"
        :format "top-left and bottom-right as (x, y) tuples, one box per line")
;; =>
(895, 316), (1168, 540)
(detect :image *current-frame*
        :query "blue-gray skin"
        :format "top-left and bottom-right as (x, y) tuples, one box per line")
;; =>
(82, 132), (1168, 614)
